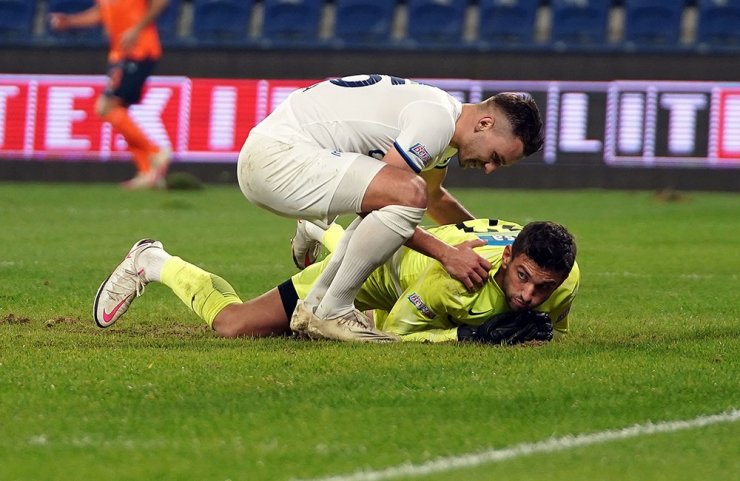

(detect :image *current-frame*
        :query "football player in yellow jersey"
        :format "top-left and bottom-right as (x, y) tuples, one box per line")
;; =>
(93, 219), (579, 344)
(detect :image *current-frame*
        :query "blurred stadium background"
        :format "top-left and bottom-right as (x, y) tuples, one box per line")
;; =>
(0, 0), (739, 191)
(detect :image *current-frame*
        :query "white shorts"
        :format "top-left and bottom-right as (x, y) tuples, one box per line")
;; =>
(237, 132), (385, 223)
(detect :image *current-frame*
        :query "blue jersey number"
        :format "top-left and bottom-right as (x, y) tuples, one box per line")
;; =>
(330, 74), (408, 88)
(329, 75), (408, 158)
(455, 219), (521, 245)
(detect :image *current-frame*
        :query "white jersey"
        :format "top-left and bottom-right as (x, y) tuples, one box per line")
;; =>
(251, 74), (462, 173)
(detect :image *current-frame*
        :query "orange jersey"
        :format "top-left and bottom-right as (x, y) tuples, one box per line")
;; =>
(97, 0), (162, 62)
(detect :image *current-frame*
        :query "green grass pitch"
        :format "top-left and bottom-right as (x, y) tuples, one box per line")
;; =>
(0, 182), (738, 481)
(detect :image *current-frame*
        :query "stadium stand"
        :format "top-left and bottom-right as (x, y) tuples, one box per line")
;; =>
(696, 0), (740, 50)
(477, 0), (540, 48)
(157, 0), (183, 45)
(549, 0), (611, 49)
(5, 1), (740, 53)
(333, 0), (397, 48)
(190, 0), (253, 45)
(261, 0), (323, 46)
(0, 0), (36, 44)
(623, 0), (685, 49)
(46, 0), (105, 45)
(405, 0), (468, 48)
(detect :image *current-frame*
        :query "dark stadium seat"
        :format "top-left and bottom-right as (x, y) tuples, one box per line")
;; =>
(477, 0), (539, 48)
(47, 0), (94, 12)
(46, 0), (105, 45)
(623, 0), (684, 49)
(696, 0), (740, 50)
(191, 0), (254, 46)
(0, 0), (36, 44)
(550, 0), (611, 49)
(157, 0), (182, 45)
(405, 0), (468, 48)
(333, 0), (396, 47)
(261, 0), (323, 46)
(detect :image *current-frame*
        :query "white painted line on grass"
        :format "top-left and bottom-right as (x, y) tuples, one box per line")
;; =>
(297, 409), (740, 481)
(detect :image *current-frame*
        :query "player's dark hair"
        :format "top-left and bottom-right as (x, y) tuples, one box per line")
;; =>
(511, 221), (576, 278)
(489, 92), (544, 157)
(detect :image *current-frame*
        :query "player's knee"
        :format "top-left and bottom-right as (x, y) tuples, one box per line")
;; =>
(95, 96), (109, 117)
(401, 175), (428, 209)
(211, 308), (244, 338)
(374, 204), (426, 239)
(95, 95), (120, 118)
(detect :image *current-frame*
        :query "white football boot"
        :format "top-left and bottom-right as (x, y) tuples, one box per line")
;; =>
(93, 239), (162, 328)
(150, 147), (172, 187)
(289, 300), (313, 337)
(120, 148), (171, 190)
(120, 172), (158, 190)
(290, 220), (322, 270)
(303, 307), (400, 343)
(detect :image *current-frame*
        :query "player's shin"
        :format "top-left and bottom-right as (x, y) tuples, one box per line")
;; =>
(315, 205), (424, 319)
(160, 257), (242, 328)
(304, 216), (361, 306)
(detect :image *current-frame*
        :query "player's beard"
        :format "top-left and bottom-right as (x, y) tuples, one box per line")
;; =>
(458, 156), (486, 170)
(508, 296), (530, 311)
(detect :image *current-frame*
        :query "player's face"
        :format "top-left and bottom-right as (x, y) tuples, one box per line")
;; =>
(457, 117), (525, 174)
(495, 247), (565, 311)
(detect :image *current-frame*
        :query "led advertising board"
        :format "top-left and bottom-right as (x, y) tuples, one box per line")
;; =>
(0, 74), (738, 168)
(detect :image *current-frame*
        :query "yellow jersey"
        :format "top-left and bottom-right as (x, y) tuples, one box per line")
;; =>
(292, 219), (580, 342)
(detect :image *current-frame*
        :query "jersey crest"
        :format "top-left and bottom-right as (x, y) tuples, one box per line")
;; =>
(408, 292), (435, 318)
(409, 143), (432, 163)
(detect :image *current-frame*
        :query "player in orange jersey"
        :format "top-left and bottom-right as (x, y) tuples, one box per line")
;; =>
(50, 0), (172, 189)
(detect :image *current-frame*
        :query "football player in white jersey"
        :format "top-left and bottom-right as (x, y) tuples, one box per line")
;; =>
(237, 74), (544, 342)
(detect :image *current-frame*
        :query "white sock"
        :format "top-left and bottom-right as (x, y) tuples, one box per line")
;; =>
(304, 217), (362, 306)
(138, 246), (171, 282)
(315, 206), (424, 319)
(303, 220), (327, 243)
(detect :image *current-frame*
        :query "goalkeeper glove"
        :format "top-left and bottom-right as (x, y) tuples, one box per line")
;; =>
(457, 310), (553, 345)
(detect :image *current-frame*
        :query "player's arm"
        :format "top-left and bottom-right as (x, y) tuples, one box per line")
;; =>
(379, 268), (461, 342)
(541, 262), (580, 340)
(397, 329), (459, 343)
(49, 4), (101, 30)
(405, 229), (490, 291)
(374, 300), (457, 343)
(547, 297), (575, 339)
(420, 167), (475, 224)
(548, 287), (579, 339)
(380, 148), (490, 291)
(552, 307), (571, 340)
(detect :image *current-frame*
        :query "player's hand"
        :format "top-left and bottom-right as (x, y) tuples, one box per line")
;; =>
(49, 13), (71, 31)
(440, 239), (491, 291)
(458, 311), (553, 345)
(119, 26), (142, 53)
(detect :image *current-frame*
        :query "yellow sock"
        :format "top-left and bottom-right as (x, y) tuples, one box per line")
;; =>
(322, 223), (345, 253)
(160, 257), (242, 328)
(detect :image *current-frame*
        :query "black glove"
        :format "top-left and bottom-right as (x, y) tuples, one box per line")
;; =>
(457, 310), (553, 345)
